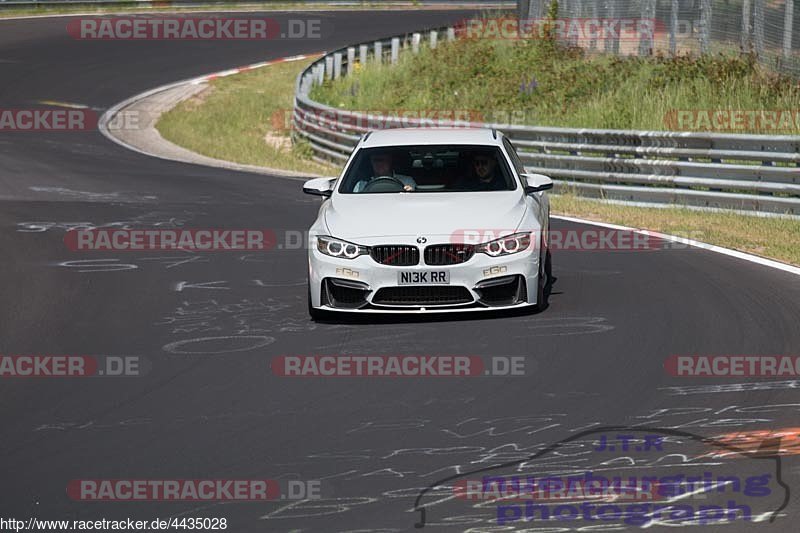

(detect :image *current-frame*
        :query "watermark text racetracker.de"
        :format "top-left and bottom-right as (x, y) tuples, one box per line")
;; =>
(279, 108), (485, 132)
(456, 17), (657, 41)
(0, 355), (145, 378)
(282, 108), (561, 131)
(64, 229), (277, 251)
(67, 17), (324, 40)
(0, 108), (97, 132)
(0, 108), (156, 133)
(0, 109), (152, 133)
(271, 355), (527, 377)
(664, 109), (800, 133)
(455, 228), (704, 251)
(665, 355), (800, 377)
(66, 479), (320, 501)
(62, 228), (706, 253)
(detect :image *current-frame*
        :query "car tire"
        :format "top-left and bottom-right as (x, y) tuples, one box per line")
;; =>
(545, 248), (553, 279)
(534, 238), (549, 313)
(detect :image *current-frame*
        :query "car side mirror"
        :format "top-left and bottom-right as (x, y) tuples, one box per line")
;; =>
(302, 177), (337, 198)
(522, 173), (554, 194)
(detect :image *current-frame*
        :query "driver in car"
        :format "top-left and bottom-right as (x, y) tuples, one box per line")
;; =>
(353, 152), (417, 192)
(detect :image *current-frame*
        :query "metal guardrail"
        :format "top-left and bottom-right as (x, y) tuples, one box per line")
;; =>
(292, 25), (800, 215)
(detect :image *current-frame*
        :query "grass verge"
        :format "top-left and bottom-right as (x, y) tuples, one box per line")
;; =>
(553, 194), (800, 266)
(157, 58), (336, 176)
(311, 37), (800, 134)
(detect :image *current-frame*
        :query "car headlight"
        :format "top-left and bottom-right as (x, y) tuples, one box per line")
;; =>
(316, 236), (370, 259)
(476, 232), (532, 257)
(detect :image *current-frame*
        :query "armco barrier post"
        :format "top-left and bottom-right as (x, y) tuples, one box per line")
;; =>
(391, 37), (400, 64)
(741, 0), (752, 51)
(670, 0), (679, 54)
(333, 52), (342, 79)
(754, 0), (765, 57)
(783, 0), (794, 59)
(604, 0), (619, 54)
(324, 55), (334, 80)
(309, 64), (318, 86)
(374, 41), (382, 63)
(699, 0), (711, 54)
(639, 0), (655, 55)
(430, 30), (438, 49)
(346, 47), (355, 75)
(447, 27), (455, 41)
(412, 32), (421, 53)
(315, 63), (324, 85)
(517, 0), (528, 19)
(359, 44), (368, 66)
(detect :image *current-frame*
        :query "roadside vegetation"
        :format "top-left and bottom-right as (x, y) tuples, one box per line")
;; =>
(157, 18), (800, 266)
(157, 58), (335, 176)
(311, 31), (800, 134)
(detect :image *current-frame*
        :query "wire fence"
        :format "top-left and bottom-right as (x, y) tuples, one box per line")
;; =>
(517, 0), (799, 77)
(0, 0), (515, 8)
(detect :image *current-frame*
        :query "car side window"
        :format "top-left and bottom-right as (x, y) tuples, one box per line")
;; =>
(502, 138), (526, 177)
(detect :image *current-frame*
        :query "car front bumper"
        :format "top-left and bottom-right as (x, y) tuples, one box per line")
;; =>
(308, 244), (540, 313)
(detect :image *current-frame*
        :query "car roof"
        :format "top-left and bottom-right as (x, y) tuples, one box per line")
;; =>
(360, 127), (503, 148)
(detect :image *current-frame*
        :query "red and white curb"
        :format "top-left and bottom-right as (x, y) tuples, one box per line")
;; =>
(98, 52), (323, 175)
(189, 53), (320, 84)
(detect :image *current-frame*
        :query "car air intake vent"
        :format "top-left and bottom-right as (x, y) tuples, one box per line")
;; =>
(424, 244), (475, 265)
(370, 245), (419, 266)
(373, 286), (473, 306)
(475, 275), (526, 306)
(323, 278), (370, 309)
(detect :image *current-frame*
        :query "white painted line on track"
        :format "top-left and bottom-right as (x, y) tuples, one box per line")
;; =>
(552, 215), (800, 277)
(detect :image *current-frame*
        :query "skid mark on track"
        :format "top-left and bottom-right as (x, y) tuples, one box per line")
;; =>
(511, 316), (614, 337)
(29, 186), (157, 202)
(662, 380), (800, 395)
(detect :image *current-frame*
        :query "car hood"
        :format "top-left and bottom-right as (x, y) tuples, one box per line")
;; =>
(323, 191), (527, 243)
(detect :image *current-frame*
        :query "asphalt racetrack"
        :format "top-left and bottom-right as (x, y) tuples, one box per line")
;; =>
(0, 8), (799, 532)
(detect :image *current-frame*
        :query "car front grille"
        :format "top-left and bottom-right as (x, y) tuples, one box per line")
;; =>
(370, 245), (419, 266)
(372, 286), (473, 306)
(424, 244), (475, 265)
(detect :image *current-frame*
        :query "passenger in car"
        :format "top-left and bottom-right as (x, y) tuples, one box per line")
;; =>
(462, 154), (506, 191)
(353, 152), (417, 192)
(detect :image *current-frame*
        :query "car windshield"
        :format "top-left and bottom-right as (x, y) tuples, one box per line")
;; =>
(337, 144), (517, 194)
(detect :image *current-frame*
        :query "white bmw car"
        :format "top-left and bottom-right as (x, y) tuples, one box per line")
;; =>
(303, 128), (553, 318)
